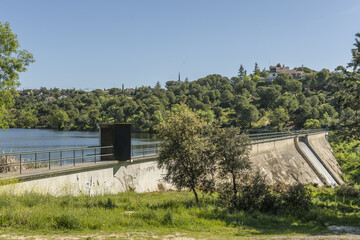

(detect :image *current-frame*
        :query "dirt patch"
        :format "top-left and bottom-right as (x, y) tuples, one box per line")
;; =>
(1, 233), (360, 240)
(0, 233), (196, 240)
(245, 235), (360, 239)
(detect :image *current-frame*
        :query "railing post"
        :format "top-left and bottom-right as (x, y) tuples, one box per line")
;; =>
(94, 148), (96, 163)
(35, 153), (37, 169)
(5, 155), (7, 173)
(19, 154), (22, 174)
(82, 149), (84, 163)
(73, 150), (76, 166)
(60, 151), (62, 166)
(49, 152), (51, 170)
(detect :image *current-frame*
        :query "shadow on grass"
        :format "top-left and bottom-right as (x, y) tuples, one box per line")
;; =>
(144, 198), (332, 236)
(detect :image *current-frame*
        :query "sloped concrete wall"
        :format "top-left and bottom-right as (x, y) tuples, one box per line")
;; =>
(250, 137), (325, 186)
(0, 160), (174, 196)
(306, 133), (344, 185)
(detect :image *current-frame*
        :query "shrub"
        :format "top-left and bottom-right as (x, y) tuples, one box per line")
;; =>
(54, 213), (80, 230)
(219, 171), (281, 214)
(162, 209), (174, 225)
(335, 184), (360, 198)
(304, 119), (321, 129)
(85, 197), (117, 209)
(281, 183), (312, 216)
(218, 172), (313, 216)
(237, 172), (281, 213)
(98, 197), (117, 210)
(331, 140), (360, 184)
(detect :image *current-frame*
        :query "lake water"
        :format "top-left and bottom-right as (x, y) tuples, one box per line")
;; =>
(0, 128), (158, 153)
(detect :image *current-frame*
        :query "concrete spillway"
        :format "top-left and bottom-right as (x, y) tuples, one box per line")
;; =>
(250, 137), (325, 186)
(298, 141), (338, 187)
(306, 133), (344, 185)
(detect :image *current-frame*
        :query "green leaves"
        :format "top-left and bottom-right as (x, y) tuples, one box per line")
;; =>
(157, 104), (217, 202)
(336, 33), (360, 141)
(0, 21), (34, 129)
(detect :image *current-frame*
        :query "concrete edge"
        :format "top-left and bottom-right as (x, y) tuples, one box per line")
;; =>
(304, 135), (343, 185)
(294, 136), (328, 186)
(1, 156), (158, 184)
(251, 135), (296, 144)
(250, 131), (327, 145)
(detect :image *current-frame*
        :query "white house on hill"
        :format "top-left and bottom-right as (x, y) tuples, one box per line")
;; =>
(268, 66), (304, 80)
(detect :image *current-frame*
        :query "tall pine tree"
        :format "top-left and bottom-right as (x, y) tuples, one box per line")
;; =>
(238, 64), (246, 79)
(337, 33), (360, 140)
(253, 62), (261, 76)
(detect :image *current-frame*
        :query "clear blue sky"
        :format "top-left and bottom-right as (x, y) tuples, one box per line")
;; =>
(1, 0), (360, 90)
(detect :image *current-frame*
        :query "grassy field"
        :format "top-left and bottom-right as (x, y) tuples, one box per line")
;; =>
(0, 187), (359, 239)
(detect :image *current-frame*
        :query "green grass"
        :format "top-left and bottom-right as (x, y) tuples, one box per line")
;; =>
(0, 188), (358, 239)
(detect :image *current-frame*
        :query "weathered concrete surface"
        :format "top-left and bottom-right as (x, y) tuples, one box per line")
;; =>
(250, 137), (325, 186)
(306, 133), (344, 185)
(0, 160), (174, 196)
(298, 141), (337, 186)
(1, 132), (342, 196)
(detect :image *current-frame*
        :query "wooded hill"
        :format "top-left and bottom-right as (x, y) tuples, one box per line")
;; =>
(9, 65), (350, 133)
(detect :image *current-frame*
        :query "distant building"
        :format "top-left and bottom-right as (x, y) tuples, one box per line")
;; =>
(268, 65), (304, 80)
(44, 97), (56, 103)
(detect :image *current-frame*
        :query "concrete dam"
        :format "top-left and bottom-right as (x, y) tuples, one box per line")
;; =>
(250, 133), (343, 187)
(0, 129), (343, 196)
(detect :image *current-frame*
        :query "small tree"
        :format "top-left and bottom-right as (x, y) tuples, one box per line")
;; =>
(157, 104), (216, 202)
(337, 33), (360, 140)
(213, 126), (251, 199)
(0, 21), (34, 129)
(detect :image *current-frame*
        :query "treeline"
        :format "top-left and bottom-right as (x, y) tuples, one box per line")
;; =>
(9, 65), (349, 132)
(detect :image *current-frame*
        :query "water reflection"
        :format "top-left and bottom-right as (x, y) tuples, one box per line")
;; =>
(0, 128), (158, 153)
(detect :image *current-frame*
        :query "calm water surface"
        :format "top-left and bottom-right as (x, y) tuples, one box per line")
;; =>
(0, 128), (158, 153)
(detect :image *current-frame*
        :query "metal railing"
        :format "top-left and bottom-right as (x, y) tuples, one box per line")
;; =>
(0, 145), (113, 175)
(132, 129), (327, 157)
(248, 129), (326, 141)
(131, 142), (160, 157)
(0, 128), (327, 175)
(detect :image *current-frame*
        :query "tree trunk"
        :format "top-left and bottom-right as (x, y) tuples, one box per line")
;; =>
(232, 173), (237, 195)
(232, 173), (238, 207)
(192, 187), (199, 203)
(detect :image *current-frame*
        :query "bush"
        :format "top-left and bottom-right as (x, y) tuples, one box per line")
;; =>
(237, 172), (279, 213)
(54, 213), (80, 230)
(331, 140), (360, 184)
(218, 172), (313, 216)
(85, 197), (117, 209)
(304, 119), (321, 129)
(162, 209), (174, 225)
(281, 183), (312, 216)
(98, 197), (117, 210)
(219, 171), (281, 214)
(335, 184), (360, 198)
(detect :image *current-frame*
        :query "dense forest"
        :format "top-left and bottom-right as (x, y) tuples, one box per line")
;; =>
(8, 64), (351, 133)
